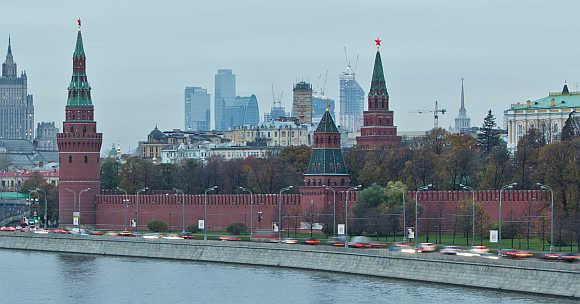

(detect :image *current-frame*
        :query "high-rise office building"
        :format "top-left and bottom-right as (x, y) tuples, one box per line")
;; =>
(339, 65), (364, 133)
(184, 86), (210, 131)
(224, 95), (260, 130)
(312, 95), (335, 125)
(292, 81), (313, 124)
(0, 37), (34, 140)
(35, 122), (58, 151)
(214, 69), (236, 130)
(453, 78), (471, 133)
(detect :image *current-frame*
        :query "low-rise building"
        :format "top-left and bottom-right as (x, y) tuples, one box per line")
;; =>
(504, 84), (579, 151)
(0, 169), (58, 191)
(138, 127), (227, 161)
(224, 121), (312, 147)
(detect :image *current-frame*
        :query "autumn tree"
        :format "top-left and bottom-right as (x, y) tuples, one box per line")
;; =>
(477, 110), (502, 155)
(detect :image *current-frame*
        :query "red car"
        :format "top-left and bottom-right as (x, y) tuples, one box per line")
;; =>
(178, 232), (194, 239)
(51, 229), (71, 234)
(218, 236), (241, 241)
(303, 239), (321, 245)
(501, 249), (533, 259)
(542, 253), (561, 261)
(89, 231), (105, 236)
(117, 231), (135, 237)
(561, 253), (580, 263)
(0, 226), (16, 232)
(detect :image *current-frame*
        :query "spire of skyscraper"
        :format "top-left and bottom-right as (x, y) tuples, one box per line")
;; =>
(454, 78), (471, 133)
(2, 35), (17, 78)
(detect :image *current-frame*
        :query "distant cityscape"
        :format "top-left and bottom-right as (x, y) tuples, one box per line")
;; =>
(0, 29), (578, 189)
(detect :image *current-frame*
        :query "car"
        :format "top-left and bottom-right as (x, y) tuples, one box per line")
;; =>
(117, 231), (135, 237)
(303, 238), (321, 245)
(70, 228), (89, 235)
(440, 246), (461, 255)
(0, 226), (16, 232)
(250, 231), (278, 243)
(348, 236), (371, 248)
(178, 232), (194, 240)
(479, 252), (500, 260)
(389, 242), (417, 253)
(51, 229), (71, 234)
(89, 231), (105, 236)
(469, 245), (490, 254)
(542, 253), (562, 261)
(142, 233), (161, 239)
(281, 238), (299, 244)
(105, 231), (119, 236)
(218, 236), (241, 241)
(500, 249), (533, 259)
(327, 236), (347, 247)
(162, 235), (183, 240)
(32, 229), (50, 234)
(417, 242), (437, 253)
(560, 253), (580, 263)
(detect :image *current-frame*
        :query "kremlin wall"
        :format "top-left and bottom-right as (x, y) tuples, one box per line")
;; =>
(57, 25), (549, 232)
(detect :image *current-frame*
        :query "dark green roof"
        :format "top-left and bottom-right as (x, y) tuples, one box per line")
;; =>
(0, 192), (29, 200)
(305, 149), (349, 176)
(73, 30), (84, 58)
(369, 50), (388, 97)
(315, 109), (339, 133)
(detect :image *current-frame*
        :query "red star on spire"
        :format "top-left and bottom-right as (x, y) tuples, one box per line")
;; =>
(374, 37), (382, 47)
(77, 18), (81, 31)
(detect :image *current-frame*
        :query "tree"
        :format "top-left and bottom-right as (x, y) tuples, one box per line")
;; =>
(477, 110), (501, 155)
(561, 111), (579, 141)
(100, 159), (120, 190)
(20, 173), (58, 227)
(147, 220), (168, 232)
(515, 128), (545, 189)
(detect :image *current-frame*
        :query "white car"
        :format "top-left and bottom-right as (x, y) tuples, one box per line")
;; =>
(142, 233), (161, 239)
(440, 246), (461, 255)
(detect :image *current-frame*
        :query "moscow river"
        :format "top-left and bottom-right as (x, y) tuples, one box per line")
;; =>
(0, 249), (574, 304)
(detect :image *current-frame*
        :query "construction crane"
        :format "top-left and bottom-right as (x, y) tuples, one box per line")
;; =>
(412, 100), (447, 129)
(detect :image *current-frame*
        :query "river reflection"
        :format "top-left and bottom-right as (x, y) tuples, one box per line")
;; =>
(0, 249), (575, 304)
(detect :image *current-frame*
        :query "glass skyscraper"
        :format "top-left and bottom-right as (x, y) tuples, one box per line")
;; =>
(312, 95), (335, 125)
(214, 69), (236, 130)
(339, 65), (364, 133)
(184, 86), (210, 131)
(224, 94), (260, 130)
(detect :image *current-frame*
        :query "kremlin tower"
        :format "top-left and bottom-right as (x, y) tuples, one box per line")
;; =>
(356, 39), (401, 150)
(57, 20), (103, 226)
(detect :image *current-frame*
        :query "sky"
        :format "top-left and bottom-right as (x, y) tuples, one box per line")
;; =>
(2, 0), (580, 152)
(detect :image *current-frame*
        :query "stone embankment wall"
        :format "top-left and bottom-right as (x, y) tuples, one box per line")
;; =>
(0, 232), (577, 298)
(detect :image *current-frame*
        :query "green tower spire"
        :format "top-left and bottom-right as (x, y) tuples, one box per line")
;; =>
(67, 27), (92, 107)
(369, 50), (388, 97)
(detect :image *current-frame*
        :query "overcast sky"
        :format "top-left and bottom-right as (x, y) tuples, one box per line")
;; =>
(2, 0), (580, 152)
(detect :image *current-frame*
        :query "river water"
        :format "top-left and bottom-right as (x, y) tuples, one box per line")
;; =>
(0, 249), (574, 304)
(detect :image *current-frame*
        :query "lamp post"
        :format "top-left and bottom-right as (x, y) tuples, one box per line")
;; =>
(78, 188), (92, 228)
(117, 187), (129, 230)
(402, 191), (406, 241)
(278, 186), (294, 241)
(323, 185), (337, 236)
(415, 184), (432, 247)
(499, 182), (517, 252)
(27, 189), (39, 227)
(239, 186), (254, 239)
(459, 184), (476, 246)
(344, 185), (362, 248)
(34, 188), (48, 229)
(63, 188), (78, 224)
(204, 186), (218, 241)
(536, 183), (554, 253)
(136, 187), (148, 230)
(174, 188), (185, 233)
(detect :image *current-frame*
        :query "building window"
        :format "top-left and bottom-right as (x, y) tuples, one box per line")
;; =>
(84, 155), (88, 163)
(68, 155), (72, 163)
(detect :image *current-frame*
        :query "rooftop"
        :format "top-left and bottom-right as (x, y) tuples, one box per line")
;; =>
(510, 84), (580, 110)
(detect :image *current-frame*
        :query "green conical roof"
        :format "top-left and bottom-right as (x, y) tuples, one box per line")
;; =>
(67, 30), (92, 107)
(316, 109), (339, 133)
(73, 30), (84, 58)
(369, 50), (388, 97)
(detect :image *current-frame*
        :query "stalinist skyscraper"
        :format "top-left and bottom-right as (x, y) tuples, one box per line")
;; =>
(453, 78), (471, 133)
(0, 37), (34, 140)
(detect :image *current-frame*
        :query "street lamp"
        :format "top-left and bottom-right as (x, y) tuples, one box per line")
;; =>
(63, 188), (78, 223)
(499, 182), (517, 252)
(401, 190), (406, 241)
(344, 184), (362, 248)
(78, 188), (92, 227)
(239, 186), (254, 239)
(31, 188), (48, 229)
(536, 183), (554, 253)
(136, 187), (148, 230)
(117, 187), (129, 230)
(278, 185), (294, 241)
(204, 185), (218, 241)
(459, 184), (476, 246)
(27, 190), (40, 227)
(323, 185), (336, 236)
(415, 184), (433, 247)
(174, 188), (185, 233)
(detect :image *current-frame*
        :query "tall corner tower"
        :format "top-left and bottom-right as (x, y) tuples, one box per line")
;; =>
(57, 20), (102, 226)
(356, 38), (401, 150)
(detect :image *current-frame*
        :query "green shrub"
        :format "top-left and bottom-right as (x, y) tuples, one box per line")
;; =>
(147, 220), (168, 232)
(226, 222), (247, 235)
(186, 224), (199, 233)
